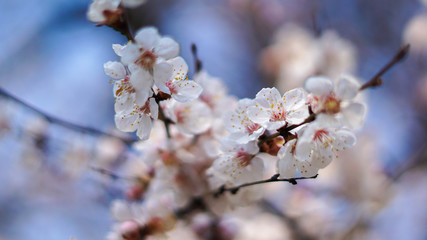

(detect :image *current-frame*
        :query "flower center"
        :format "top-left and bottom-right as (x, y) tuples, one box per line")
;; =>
(323, 95), (340, 114)
(135, 50), (157, 69)
(115, 77), (135, 97)
(270, 108), (287, 121)
(313, 129), (330, 143)
(245, 122), (261, 134)
(236, 149), (252, 167)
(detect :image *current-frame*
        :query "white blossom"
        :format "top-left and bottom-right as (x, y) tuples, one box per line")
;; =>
(121, 27), (180, 104)
(171, 99), (212, 135)
(305, 75), (366, 129)
(165, 57), (203, 102)
(115, 97), (158, 140)
(296, 116), (356, 170)
(224, 98), (265, 144)
(248, 87), (309, 130)
(210, 140), (263, 183)
(277, 139), (319, 178)
(88, 0), (146, 23)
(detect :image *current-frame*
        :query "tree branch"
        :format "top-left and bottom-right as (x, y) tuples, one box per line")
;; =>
(0, 87), (137, 145)
(360, 44), (409, 90)
(214, 174), (318, 197)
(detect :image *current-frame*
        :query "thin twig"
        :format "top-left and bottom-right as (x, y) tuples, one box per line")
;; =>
(360, 44), (410, 90)
(90, 166), (139, 181)
(191, 43), (202, 73)
(0, 87), (137, 145)
(214, 174), (318, 197)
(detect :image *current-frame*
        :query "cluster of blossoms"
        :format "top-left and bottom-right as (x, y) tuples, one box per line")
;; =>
(260, 24), (356, 91)
(99, 21), (367, 238)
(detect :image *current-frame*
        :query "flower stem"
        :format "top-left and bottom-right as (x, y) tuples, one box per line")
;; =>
(360, 44), (409, 90)
(213, 174), (318, 197)
(0, 87), (137, 145)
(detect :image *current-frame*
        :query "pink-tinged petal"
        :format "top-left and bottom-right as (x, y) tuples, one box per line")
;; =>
(283, 88), (307, 110)
(335, 74), (361, 100)
(115, 111), (138, 132)
(277, 140), (297, 178)
(172, 81), (203, 102)
(155, 37), (180, 59)
(304, 76), (334, 96)
(333, 129), (356, 150)
(148, 98), (159, 119)
(153, 61), (173, 94)
(247, 105), (270, 126)
(134, 27), (160, 50)
(341, 103), (366, 129)
(134, 89), (152, 106)
(130, 68), (153, 91)
(104, 61), (126, 79)
(136, 114), (152, 140)
(254, 87), (282, 108)
(311, 143), (334, 168)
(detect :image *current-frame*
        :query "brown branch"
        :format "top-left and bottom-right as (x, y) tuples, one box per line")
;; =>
(360, 44), (410, 90)
(258, 114), (316, 146)
(0, 87), (137, 145)
(214, 174), (318, 197)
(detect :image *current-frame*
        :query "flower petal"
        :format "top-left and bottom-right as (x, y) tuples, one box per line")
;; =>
(134, 27), (160, 50)
(153, 60), (173, 94)
(172, 81), (203, 102)
(104, 61), (126, 79)
(277, 140), (297, 178)
(304, 76), (334, 96)
(336, 74), (361, 100)
(136, 114), (152, 140)
(341, 102), (366, 129)
(254, 87), (282, 108)
(155, 37), (180, 59)
(115, 110), (138, 132)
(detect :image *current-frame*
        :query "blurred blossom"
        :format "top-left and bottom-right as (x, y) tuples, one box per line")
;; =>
(403, 14), (427, 52)
(260, 24), (356, 91)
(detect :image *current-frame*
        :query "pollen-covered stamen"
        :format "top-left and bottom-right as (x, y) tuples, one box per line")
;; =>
(138, 100), (152, 115)
(235, 148), (253, 167)
(165, 81), (177, 94)
(270, 106), (287, 121)
(115, 77), (135, 97)
(135, 49), (157, 69)
(323, 95), (341, 114)
(313, 129), (332, 144)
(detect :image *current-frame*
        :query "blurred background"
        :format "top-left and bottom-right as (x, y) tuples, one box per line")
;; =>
(0, 0), (427, 239)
